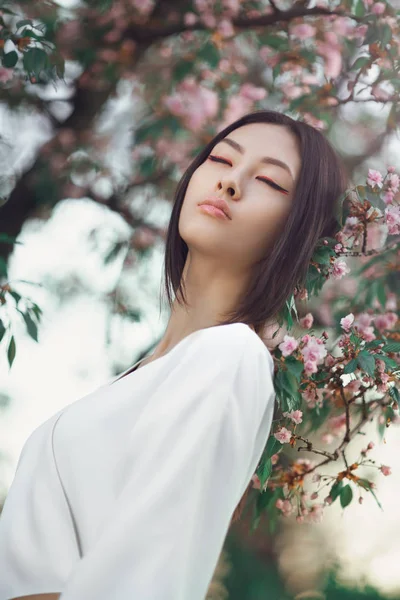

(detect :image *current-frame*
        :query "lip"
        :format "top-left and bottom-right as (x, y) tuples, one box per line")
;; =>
(198, 197), (232, 220)
(199, 204), (230, 221)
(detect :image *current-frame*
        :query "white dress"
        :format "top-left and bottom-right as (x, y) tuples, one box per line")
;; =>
(0, 322), (276, 600)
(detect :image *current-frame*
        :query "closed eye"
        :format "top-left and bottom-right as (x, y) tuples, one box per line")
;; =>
(207, 155), (289, 194)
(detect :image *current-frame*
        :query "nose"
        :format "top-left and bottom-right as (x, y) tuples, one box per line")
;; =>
(216, 177), (240, 200)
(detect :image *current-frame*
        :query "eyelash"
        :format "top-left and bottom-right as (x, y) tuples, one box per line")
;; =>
(207, 155), (289, 195)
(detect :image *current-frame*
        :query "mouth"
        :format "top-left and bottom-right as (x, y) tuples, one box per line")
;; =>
(198, 204), (230, 221)
(198, 197), (232, 220)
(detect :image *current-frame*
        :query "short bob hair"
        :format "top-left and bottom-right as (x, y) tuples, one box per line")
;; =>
(162, 110), (348, 336)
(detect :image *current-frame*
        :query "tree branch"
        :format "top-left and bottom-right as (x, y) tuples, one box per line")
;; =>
(124, 5), (360, 44)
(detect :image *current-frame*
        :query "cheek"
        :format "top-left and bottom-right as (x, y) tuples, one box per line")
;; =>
(232, 203), (290, 254)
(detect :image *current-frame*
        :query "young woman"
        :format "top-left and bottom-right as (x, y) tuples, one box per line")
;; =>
(0, 110), (348, 600)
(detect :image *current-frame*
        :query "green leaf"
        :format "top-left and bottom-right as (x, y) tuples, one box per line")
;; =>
(8, 290), (21, 305)
(312, 246), (334, 265)
(16, 19), (32, 29)
(0, 233), (23, 245)
(2, 50), (18, 68)
(340, 484), (353, 508)
(354, 0), (365, 17)
(258, 458), (272, 488)
(18, 310), (38, 342)
(0, 257), (8, 277)
(172, 60), (193, 82)
(7, 335), (16, 368)
(264, 435), (281, 460)
(285, 356), (304, 381)
(329, 479), (344, 503)
(380, 24), (392, 47)
(343, 358), (358, 374)
(382, 342), (400, 353)
(196, 40), (220, 68)
(358, 478), (383, 511)
(30, 303), (43, 321)
(0, 7), (19, 15)
(260, 33), (288, 51)
(357, 351), (376, 377)
(22, 47), (49, 77)
(364, 339), (384, 350)
(139, 156), (156, 178)
(389, 386), (400, 404)
(350, 56), (370, 71)
(378, 354), (398, 370)
(0, 318), (5, 342)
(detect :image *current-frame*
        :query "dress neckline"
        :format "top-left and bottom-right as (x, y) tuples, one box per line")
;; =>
(110, 322), (255, 387)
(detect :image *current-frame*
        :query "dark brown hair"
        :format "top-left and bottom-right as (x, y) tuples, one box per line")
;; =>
(162, 110), (348, 335)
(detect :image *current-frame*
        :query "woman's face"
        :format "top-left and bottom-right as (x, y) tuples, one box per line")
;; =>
(179, 122), (302, 272)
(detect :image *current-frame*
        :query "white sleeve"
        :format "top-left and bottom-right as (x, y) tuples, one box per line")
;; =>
(0, 410), (81, 599)
(59, 336), (276, 600)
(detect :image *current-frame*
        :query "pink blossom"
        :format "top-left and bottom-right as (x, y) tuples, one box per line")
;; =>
(371, 2), (386, 14)
(302, 112), (326, 130)
(251, 474), (264, 490)
(184, 12), (197, 25)
(345, 379), (362, 393)
(220, 95), (252, 129)
(202, 13), (217, 28)
(375, 312), (398, 331)
(328, 413), (347, 434)
(240, 82), (267, 101)
(321, 432), (334, 444)
(371, 85), (392, 101)
(368, 441), (375, 450)
(387, 165), (396, 173)
(299, 312), (314, 329)
(271, 453), (280, 464)
(304, 360), (318, 375)
(354, 24), (368, 40)
(274, 427), (293, 444)
(132, 0), (155, 17)
(388, 173), (400, 193)
(331, 258), (351, 279)
(278, 335), (299, 357)
(367, 168), (384, 188)
(305, 503), (324, 523)
(383, 191), (394, 205)
(385, 293), (397, 310)
(217, 18), (235, 38)
(316, 40), (342, 79)
(303, 386), (324, 409)
(377, 372), (390, 393)
(281, 82), (304, 100)
(0, 67), (14, 83)
(380, 465), (392, 476)
(222, 0), (241, 15)
(283, 410), (303, 425)
(301, 337), (327, 363)
(340, 312), (355, 332)
(290, 23), (316, 40)
(276, 498), (294, 516)
(163, 80), (219, 132)
(385, 204), (400, 235)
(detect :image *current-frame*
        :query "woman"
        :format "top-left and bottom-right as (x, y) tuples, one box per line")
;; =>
(0, 110), (348, 600)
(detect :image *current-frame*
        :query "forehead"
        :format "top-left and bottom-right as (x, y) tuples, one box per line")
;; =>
(215, 122), (302, 182)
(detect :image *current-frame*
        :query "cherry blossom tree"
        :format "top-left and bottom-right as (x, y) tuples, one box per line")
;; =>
(0, 0), (399, 542)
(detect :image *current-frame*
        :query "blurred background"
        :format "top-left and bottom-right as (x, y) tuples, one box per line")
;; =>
(0, 0), (399, 598)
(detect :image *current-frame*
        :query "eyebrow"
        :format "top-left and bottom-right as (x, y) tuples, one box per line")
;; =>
(217, 137), (294, 181)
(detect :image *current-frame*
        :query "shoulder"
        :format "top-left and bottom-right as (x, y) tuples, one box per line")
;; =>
(202, 323), (274, 371)
(192, 323), (274, 382)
